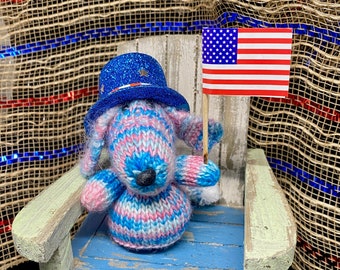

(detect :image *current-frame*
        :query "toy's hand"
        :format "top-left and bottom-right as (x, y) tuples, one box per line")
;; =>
(175, 155), (220, 187)
(205, 120), (223, 151)
(81, 169), (124, 212)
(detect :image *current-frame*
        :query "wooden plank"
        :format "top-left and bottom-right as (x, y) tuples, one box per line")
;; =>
(72, 212), (107, 258)
(219, 96), (250, 207)
(75, 242), (243, 270)
(39, 234), (73, 270)
(191, 205), (244, 225)
(244, 149), (296, 270)
(73, 205), (244, 270)
(165, 35), (198, 111)
(116, 39), (138, 55)
(12, 164), (86, 263)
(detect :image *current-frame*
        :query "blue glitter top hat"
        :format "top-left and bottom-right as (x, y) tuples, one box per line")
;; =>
(84, 52), (190, 134)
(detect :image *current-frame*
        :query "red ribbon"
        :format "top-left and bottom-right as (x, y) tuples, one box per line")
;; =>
(0, 219), (13, 234)
(263, 94), (340, 122)
(1, 89), (339, 123)
(0, 87), (98, 109)
(297, 236), (340, 267)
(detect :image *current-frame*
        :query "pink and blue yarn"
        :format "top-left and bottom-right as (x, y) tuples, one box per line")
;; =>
(81, 101), (222, 251)
(80, 52), (223, 251)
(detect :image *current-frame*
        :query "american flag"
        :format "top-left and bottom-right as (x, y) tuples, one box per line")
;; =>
(202, 28), (293, 97)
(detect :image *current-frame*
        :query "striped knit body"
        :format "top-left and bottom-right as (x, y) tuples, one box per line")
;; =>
(81, 100), (223, 251)
(105, 101), (190, 250)
(108, 184), (191, 250)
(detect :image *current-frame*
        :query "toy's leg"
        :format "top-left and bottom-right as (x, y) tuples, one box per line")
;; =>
(180, 184), (220, 206)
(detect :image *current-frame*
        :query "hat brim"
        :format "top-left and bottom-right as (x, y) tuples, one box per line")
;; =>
(84, 85), (190, 134)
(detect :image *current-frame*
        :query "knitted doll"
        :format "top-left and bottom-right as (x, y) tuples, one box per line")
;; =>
(80, 52), (223, 251)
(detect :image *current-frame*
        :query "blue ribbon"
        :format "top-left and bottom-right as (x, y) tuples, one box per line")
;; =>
(1, 144), (338, 199)
(0, 144), (83, 166)
(1, 12), (339, 59)
(268, 157), (339, 198)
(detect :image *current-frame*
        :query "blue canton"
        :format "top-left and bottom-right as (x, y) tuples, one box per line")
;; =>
(202, 28), (238, 65)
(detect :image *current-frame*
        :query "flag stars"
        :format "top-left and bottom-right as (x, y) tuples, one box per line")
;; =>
(202, 28), (238, 64)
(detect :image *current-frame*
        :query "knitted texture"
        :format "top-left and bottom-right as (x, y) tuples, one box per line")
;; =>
(80, 53), (223, 251)
(107, 184), (191, 250)
(81, 169), (125, 212)
(166, 107), (223, 153)
(81, 100), (223, 251)
(107, 101), (176, 196)
(175, 155), (220, 187)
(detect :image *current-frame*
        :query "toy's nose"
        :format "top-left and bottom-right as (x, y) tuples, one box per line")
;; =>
(136, 169), (156, 187)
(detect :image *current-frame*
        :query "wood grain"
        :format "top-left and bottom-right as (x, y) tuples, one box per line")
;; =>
(244, 148), (297, 269)
(12, 164), (85, 263)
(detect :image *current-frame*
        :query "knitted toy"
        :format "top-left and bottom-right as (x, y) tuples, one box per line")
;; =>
(80, 52), (223, 251)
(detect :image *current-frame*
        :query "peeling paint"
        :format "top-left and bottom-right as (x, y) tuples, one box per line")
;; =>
(111, 253), (142, 262)
(182, 231), (195, 241)
(73, 258), (91, 270)
(193, 210), (224, 216)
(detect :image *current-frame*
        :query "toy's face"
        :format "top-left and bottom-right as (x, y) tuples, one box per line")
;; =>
(106, 100), (176, 196)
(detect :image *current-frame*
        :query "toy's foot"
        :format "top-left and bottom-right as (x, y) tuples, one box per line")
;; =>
(182, 183), (220, 206)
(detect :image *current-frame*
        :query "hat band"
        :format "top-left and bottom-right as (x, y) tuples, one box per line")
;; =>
(111, 82), (152, 94)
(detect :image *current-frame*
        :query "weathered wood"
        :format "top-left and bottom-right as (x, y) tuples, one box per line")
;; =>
(12, 164), (85, 263)
(219, 96), (249, 207)
(244, 148), (296, 269)
(39, 234), (73, 270)
(117, 34), (246, 206)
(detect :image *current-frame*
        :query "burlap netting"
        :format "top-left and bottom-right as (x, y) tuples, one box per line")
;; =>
(0, 1), (339, 269)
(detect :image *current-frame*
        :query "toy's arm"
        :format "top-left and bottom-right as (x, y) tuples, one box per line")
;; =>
(166, 107), (223, 153)
(81, 169), (125, 212)
(174, 155), (220, 187)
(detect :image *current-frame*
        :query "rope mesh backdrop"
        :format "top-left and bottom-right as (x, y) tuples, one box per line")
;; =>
(0, 1), (338, 269)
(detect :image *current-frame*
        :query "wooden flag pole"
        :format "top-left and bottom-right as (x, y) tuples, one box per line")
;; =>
(202, 93), (209, 164)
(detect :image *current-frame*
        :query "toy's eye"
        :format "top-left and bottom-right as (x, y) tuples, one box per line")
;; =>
(122, 104), (129, 111)
(146, 100), (155, 108)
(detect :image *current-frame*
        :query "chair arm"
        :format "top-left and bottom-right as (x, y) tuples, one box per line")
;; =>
(244, 149), (297, 269)
(12, 164), (86, 263)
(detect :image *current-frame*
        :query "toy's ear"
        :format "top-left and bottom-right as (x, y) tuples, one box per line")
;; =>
(165, 106), (223, 152)
(80, 107), (119, 177)
(164, 106), (189, 136)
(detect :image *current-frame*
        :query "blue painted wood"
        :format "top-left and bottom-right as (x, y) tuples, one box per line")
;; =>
(72, 205), (244, 270)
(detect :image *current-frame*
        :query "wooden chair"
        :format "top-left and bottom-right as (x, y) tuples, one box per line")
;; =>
(12, 35), (296, 270)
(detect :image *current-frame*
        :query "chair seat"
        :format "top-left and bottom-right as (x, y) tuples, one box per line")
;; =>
(72, 205), (244, 270)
